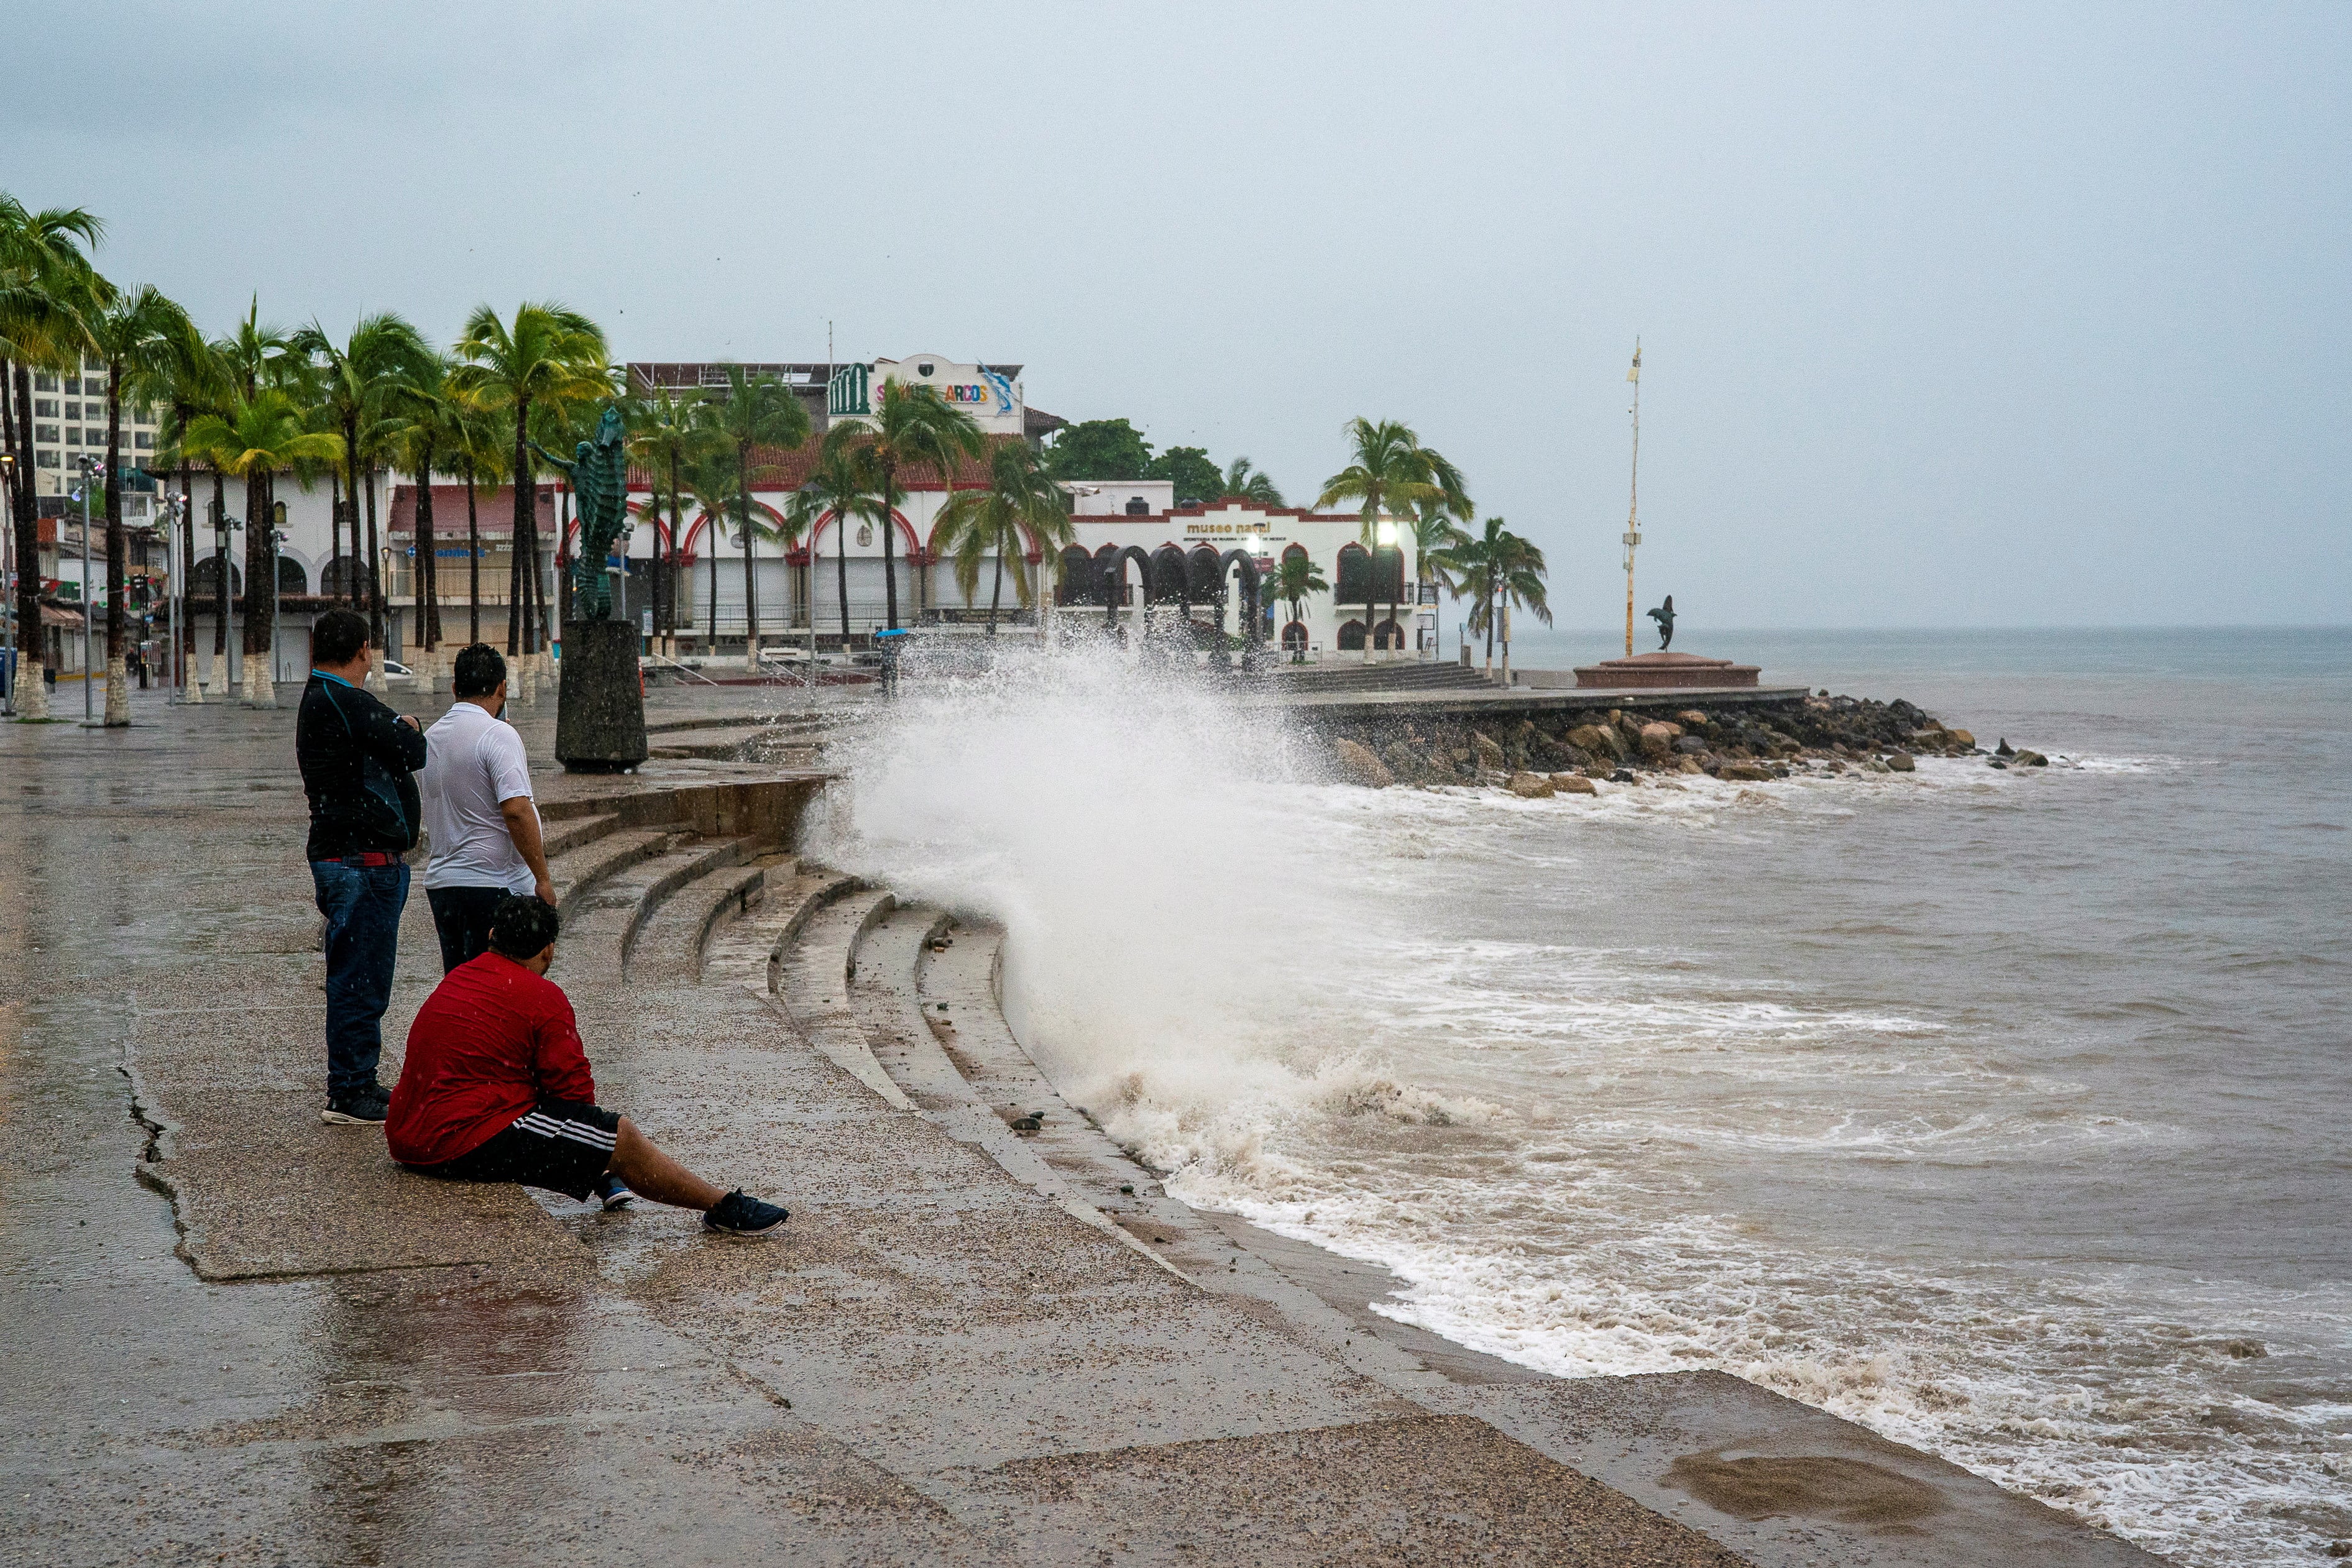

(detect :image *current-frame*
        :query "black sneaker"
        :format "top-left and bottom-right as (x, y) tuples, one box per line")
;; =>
(594, 1173), (635, 1212)
(321, 1085), (391, 1126)
(703, 1190), (789, 1237)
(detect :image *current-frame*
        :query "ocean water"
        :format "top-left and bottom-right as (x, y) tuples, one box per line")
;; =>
(817, 626), (2352, 1567)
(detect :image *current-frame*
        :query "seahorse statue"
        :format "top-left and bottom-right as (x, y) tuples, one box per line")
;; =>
(530, 403), (630, 621)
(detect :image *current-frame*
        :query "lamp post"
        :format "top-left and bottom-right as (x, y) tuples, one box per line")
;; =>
(1, 451), (14, 717)
(75, 455), (100, 723)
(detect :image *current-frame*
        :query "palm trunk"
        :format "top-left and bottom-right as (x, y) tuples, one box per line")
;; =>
(988, 547), (1004, 635)
(880, 459), (898, 631)
(103, 364), (128, 726)
(506, 412), (526, 658)
(177, 460), (201, 702)
(1482, 567), (1496, 675)
(835, 516), (850, 646)
(241, 470), (274, 706)
(465, 461), (481, 646)
(364, 464), (385, 675)
(209, 472), (228, 679)
(415, 447), (440, 692)
(6, 362), (48, 718)
(666, 447), (682, 649)
(738, 450), (759, 670)
(328, 469), (342, 604)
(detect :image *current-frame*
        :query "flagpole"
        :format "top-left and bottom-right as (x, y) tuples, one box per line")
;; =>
(1623, 338), (1642, 658)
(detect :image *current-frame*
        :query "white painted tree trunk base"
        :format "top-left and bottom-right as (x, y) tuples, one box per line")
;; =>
(104, 658), (130, 727)
(16, 659), (50, 720)
(242, 656), (275, 708)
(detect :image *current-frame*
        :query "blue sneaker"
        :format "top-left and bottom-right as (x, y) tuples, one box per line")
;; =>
(594, 1173), (635, 1212)
(703, 1190), (789, 1237)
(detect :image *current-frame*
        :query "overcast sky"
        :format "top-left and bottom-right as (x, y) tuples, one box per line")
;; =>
(14, 2), (2346, 627)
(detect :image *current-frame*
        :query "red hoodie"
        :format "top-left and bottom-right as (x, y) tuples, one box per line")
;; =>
(388, 952), (597, 1166)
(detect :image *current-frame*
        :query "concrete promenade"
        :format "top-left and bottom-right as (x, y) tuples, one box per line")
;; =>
(0, 682), (2162, 1566)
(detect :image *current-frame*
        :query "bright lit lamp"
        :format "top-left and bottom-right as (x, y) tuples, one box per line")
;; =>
(1374, 520), (1398, 546)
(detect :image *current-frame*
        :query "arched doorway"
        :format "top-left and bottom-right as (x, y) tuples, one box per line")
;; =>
(320, 556), (370, 600)
(1338, 619), (1367, 651)
(1282, 620), (1308, 654)
(189, 557), (242, 598)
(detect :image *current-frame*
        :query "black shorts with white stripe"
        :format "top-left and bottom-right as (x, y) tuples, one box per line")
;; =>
(412, 1099), (622, 1200)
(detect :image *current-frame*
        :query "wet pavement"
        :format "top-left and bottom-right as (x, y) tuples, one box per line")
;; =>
(0, 683), (1750, 1566)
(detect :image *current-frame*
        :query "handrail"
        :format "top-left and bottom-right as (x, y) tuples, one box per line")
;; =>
(641, 649), (722, 687)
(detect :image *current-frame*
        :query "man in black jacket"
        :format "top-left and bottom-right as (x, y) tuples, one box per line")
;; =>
(297, 608), (428, 1125)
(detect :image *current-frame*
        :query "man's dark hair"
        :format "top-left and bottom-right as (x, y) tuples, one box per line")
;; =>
(452, 643), (507, 699)
(489, 895), (560, 961)
(312, 608), (370, 667)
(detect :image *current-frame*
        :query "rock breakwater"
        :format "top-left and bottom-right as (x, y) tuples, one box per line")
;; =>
(1320, 694), (1988, 789)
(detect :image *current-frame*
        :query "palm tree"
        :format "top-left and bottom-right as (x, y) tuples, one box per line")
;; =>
(292, 314), (431, 666)
(1430, 515), (1550, 678)
(677, 444), (742, 649)
(452, 303), (607, 684)
(140, 319), (229, 702)
(1403, 445), (1472, 659)
(1266, 552), (1328, 663)
(623, 383), (718, 654)
(851, 378), (984, 631)
(705, 366), (810, 668)
(446, 397), (507, 648)
(786, 428), (884, 649)
(208, 301), (298, 692)
(1, 195), (103, 720)
(1316, 418), (1441, 660)
(933, 440), (1073, 635)
(386, 355), (463, 689)
(1221, 456), (1284, 506)
(180, 388), (342, 706)
(86, 282), (198, 725)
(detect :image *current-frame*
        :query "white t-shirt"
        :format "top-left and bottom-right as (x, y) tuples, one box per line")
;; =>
(420, 700), (539, 892)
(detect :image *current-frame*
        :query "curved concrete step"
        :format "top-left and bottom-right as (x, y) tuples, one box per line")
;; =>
(541, 810), (623, 860)
(701, 867), (864, 993)
(546, 826), (686, 926)
(852, 909), (1185, 1277)
(558, 835), (750, 982)
(775, 886), (910, 1111)
(625, 852), (793, 986)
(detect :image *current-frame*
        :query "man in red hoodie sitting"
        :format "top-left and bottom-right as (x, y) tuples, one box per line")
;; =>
(388, 895), (788, 1237)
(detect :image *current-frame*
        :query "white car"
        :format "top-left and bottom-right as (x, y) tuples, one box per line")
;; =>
(377, 658), (416, 686)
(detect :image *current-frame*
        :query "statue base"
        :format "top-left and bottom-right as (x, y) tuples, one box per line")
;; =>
(555, 618), (648, 773)
(1573, 651), (1761, 690)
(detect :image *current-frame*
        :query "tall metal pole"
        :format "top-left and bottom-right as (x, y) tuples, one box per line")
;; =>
(1622, 338), (1642, 659)
(1, 454), (15, 717)
(80, 457), (94, 722)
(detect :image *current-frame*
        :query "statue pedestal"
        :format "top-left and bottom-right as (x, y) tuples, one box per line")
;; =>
(1573, 651), (1761, 690)
(555, 619), (648, 773)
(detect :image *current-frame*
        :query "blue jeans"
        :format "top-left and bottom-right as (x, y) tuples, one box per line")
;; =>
(310, 860), (410, 1099)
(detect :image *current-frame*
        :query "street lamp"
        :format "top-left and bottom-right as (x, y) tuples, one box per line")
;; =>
(73, 455), (101, 723)
(1, 451), (14, 716)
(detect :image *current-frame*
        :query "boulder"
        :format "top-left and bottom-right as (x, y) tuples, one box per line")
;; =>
(1472, 731), (1506, 770)
(1673, 735), (1711, 755)
(1675, 756), (1704, 774)
(1674, 710), (1709, 728)
(1947, 729), (1975, 750)
(1717, 763), (1775, 782)
(1886, 750), (1916, 773)
(1995, 738), (2014, 757)
(1334, 738), (1394, 788)
(1507, 771), (1555, 799)
(1566, 724), (1622, 759)
(1548, 773), (1599, 794)
(2014, 750), (2048, 768)
(1637, 721), (1683, 758)
(1380, 740), (1427, 784)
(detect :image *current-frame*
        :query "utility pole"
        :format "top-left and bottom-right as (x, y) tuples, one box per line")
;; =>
(1, 452), (14, 717)
(1622, 338), (1642, 658)
(78, 456), (96, 723)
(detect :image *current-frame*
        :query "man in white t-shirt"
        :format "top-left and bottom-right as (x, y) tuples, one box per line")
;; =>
(419, 644), (557, 974)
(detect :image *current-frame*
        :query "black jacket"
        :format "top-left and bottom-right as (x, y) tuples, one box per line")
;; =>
(297, 673), (427, 861)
